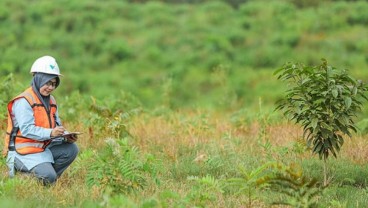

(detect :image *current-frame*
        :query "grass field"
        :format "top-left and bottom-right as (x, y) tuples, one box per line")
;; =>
(2, 104), (368, 207)
(2, 0), (368, 207)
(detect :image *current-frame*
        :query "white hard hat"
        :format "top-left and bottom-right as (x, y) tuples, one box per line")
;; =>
(30, 55), (62, 76)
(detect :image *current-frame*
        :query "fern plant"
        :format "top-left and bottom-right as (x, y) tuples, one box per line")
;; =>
(86, 137), (147, 194)
(268, 164), (322, 208)
(187, 175), (224, 207)
(88, 96), (141, 138)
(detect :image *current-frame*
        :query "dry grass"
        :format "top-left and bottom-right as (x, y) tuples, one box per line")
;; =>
(129, 111), (233, 160)
(128, 110), (368, 165)
(129, 112), (301, 156)
(341, 135), (368, 164)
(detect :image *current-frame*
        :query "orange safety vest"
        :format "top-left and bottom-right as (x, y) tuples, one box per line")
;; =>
(4, 87), (57, 156)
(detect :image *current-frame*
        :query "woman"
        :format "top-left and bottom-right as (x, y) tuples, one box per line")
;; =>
(4, 55), (79, 185)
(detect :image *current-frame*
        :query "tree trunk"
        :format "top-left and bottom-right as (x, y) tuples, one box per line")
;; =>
(323, 157), (328, 186)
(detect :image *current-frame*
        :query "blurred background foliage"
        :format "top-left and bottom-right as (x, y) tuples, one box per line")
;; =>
(1, 0), (368, 113)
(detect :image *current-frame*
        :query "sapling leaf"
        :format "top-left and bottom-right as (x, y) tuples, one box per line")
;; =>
(332, 89), (338, 98)
(344, 97), (352, 109)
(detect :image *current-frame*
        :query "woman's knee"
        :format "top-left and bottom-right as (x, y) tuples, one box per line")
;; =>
(39, 171), (57, 185)
(68, 143), (79, 160)
(52, 142), (79, 161)
(32, 163), (58, 185)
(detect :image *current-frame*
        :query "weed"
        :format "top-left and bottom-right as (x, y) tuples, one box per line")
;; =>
(187, 175), (224, 207)
(226, 162), (276, 207)
(268, 163), (323, 208)
(86, 137), (147, 195)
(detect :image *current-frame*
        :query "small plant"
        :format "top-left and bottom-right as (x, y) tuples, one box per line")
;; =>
(88, 96), (141, 138)
(226, 162), (276, 207)
(268, 164), (322, 208)
(274, 59), (368, 185)
(187, 175), (224, 207)
(86, 137), (147, 194)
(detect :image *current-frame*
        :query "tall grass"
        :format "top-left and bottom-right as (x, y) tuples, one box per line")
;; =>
(1, 93), (368, 207)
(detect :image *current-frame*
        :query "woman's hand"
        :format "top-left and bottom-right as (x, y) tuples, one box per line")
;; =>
(64, 134), (78, 143)
(51, 126), (65, 137)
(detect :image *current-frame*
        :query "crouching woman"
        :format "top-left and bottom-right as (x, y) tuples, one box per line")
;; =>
(4, 55), (79, 185)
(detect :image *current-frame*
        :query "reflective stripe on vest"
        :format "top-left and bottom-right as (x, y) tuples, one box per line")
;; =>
(15, 142), (44, 149)
(3, 87), (57, 156)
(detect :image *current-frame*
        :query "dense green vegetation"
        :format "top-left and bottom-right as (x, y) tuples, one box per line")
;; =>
(2, 0), (368, 207)
(1, 0), (368, 111)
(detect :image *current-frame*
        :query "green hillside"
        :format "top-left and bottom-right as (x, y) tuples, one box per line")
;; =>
(1, 0), (368, 110)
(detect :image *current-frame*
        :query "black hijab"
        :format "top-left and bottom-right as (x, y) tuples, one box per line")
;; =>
(31, 73), (60, 111)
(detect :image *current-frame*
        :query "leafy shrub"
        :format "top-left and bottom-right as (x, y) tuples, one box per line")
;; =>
(85, 95), (141, 139)
(86, 137), (147, 194)
(187, 175), (225, 207)
(268, 164), (323, 207)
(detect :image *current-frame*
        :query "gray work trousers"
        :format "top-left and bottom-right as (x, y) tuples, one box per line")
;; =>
(15, 142), (79, 185)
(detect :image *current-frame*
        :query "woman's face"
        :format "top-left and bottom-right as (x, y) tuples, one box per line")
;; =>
(40, 78), (57, 96)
